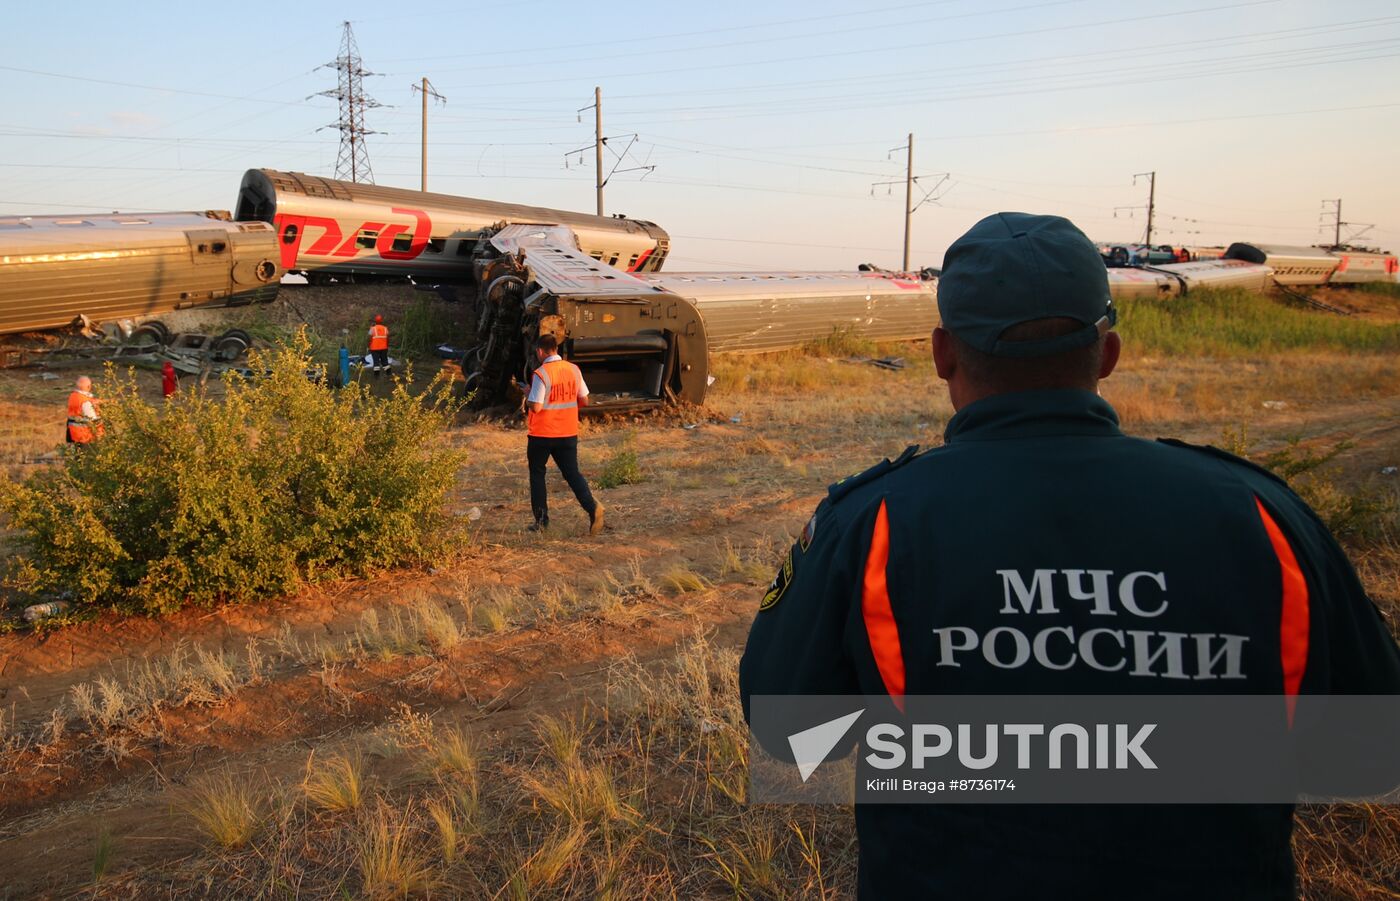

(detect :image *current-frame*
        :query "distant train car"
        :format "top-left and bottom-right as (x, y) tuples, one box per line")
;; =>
(1328, 250), (1399, 285)
(1222, 244), (1338, 287)
(0, 211), (280, 335)
(234, 169), (670, 285)
(1105, 259), (1274, 300)
(638, 271), (936, 353)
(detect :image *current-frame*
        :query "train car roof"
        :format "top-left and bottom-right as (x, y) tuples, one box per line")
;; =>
(242, 169), (665, 236)
(0, 211), (265, 252)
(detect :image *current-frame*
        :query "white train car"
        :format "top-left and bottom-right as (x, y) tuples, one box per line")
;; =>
(234, 169), (670, 285)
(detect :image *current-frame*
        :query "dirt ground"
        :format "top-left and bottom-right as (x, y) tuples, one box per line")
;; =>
(0, 289), (1398, 898)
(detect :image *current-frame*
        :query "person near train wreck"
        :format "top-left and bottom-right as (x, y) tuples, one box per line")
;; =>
(368, 314), (390, 376)
(65, 375), (102, 445)
(525, 333), (604, 535)
(738, 212), (1400, 900)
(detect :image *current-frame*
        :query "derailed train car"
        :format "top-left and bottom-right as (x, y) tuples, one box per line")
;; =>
(1222, 243), (1399, 286)
(0, 211), (281, 336)
(459, 224), (936, 409)
(234, 169), (671, 285)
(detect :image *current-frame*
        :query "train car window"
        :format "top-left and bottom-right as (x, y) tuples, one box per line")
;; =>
(627, 254), (639, 268)
(427, 238), (446, 254)
(455, 241), (475, 257)
(589, 251), (604, 261)
(392, 233), (413, 253)
(116, 218), (150, 226)
(282, 224), (298, 244)
(608, 254), (619, 266)
(212, 241), (227, 253)
(56, 219), (94, 227)
(356, 229), (377, 249)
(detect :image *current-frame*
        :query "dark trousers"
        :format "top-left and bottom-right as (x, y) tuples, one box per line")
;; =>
(370, 348), (389, 371)
(527, 435), (597, 525)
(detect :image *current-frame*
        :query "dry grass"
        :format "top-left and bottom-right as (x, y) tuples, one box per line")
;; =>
(302, 751), (367, 813)
(182, 770), (264, 850)
(356, 801), (438, 900)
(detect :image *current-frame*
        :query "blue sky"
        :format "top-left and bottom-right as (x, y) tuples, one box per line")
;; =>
(3, 0), (1397, 269)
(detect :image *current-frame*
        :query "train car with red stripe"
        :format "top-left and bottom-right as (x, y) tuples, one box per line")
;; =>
(234, 168), (670, 285)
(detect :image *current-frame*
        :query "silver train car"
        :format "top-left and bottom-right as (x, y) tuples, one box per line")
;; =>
(234, 169), (670, 285)
(458, 224), (935, 408)
(1222, 243), (1399, 286)
(1105, 259), (1274, 299)
(1327, 249), (1399, 285)
(0, 211), (281, 336)
(638, 271), (936, 354)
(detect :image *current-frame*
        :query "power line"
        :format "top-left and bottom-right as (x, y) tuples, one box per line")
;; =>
(316, 21), (382, 184)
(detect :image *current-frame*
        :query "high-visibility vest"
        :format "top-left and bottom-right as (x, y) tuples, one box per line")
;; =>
(66, 390), (100, 443)
(368, 324), (389, 351)
(527, 359), (583, 438)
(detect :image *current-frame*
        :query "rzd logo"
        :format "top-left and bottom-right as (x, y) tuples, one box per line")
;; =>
(273, 207), (432, 269)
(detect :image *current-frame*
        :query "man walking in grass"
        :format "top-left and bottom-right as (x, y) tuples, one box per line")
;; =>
(525, 334), (604, 535)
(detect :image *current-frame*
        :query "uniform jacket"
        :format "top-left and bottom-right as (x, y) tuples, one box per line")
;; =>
(740, 389), (1400, 900)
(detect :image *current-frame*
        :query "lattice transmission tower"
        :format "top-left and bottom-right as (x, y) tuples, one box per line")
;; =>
(316, 21), (381, 184)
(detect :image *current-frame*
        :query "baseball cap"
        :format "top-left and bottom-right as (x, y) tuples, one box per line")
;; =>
(938, 212), (1115, 358)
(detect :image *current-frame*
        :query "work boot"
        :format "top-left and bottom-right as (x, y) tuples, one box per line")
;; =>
(589, 503), (605, 536)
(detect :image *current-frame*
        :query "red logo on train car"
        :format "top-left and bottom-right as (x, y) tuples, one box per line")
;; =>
(273, 208), (433, 269)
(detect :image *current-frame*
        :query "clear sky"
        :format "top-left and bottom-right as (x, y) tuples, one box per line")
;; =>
(3, 0), (1397, 270)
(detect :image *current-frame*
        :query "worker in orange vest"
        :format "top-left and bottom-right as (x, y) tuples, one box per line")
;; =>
(368, 314), (390, 376)
(525, 333), (604, 535)
(65, 375), (102, 445)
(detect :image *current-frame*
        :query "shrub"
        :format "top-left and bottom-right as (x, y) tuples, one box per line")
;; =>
(802, 325), (878, 358)
(0, 330), (468, 616)
(597, 434), (643, 490)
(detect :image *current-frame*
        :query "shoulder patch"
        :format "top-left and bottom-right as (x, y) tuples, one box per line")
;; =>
(827, 444), (921, 504)
(759, 548), (795, 611)
(1156, 438), (1289, 488)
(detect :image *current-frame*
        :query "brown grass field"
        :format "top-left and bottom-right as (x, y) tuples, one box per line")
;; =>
(0, 285), (1397, 898)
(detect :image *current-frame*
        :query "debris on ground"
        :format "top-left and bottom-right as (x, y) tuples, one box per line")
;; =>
(1382, 467), (1398, 476)
(27, 372), (58, 380)
(467, 507), (483, 521)
(1262, 400), (1288, 410)
(22, 601), (70, 623)
(845, 355), (907, 370)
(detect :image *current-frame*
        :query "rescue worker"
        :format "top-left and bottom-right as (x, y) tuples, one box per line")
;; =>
(368, 314), (390, 376)
(65, 375), (102, 444)
(525, 334), (604, 535)
(739, 212), (1400, 900)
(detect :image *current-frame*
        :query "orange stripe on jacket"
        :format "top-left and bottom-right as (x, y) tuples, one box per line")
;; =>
(1254, 496), (1310, 723)
(862, 499), (906, 704)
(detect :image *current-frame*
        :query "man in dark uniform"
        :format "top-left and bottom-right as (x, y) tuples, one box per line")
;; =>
(739, 212), (1400, 899)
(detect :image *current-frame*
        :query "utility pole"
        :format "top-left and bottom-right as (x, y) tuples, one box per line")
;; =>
(1323, 198), (1343, 248)
(315, 21), (381, 184)
(871, 134), (949, 272)
(567, 92), (655, 212)
(594, 87), (604, 216)
(904, 133), (914, 272)
(1134, 171), (1156, 245)
(410, 77), (446, 192)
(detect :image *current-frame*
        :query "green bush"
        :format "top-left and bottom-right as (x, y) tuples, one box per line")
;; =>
(597, 446), (642, 490)
(1117, 288), (1400, 357)
(0, 331), (469, 616)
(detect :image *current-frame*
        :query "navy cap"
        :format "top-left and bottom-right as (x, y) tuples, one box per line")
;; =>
(938, 212), (1115, 358)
